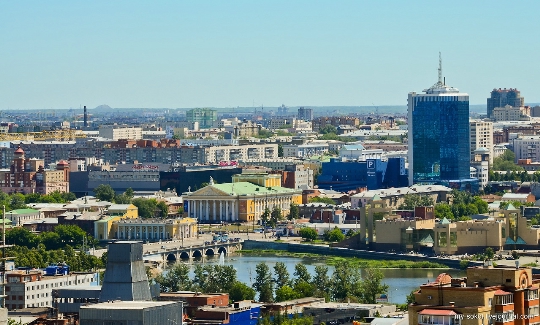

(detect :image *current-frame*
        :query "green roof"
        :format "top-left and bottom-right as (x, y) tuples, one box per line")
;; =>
(212, 182), (300, 196)
(440, 217), (451, 224)
(0, 219), (12, 224)
(5, 209), (40, 215)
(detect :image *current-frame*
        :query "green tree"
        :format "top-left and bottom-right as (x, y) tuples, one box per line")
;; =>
(253, 262), (274, 302)
(331, 260), (362, 301)
(323, 227), (345, 242)
(132, 198), (159, 219)
(54, 225), (86, 247)
(10, 193), (27, 209)
(229, 281), (256, 302)
(358, 268), (389, 304)
(308, 197), (335, 205)
(294, 280), (315, 298)
(6, 227), (38, 248)
(278, 144), (284, 157)
(40, 231), (61, 250)
(319, 125), (337, 135)
(261, 207), (271, 228)
(298, 227), (318, 241)
(484, 247), (495, 260)
(114, 193), (132, 204)
(434, 203), (454, 220)
(94, 184), (116, 202)
(155, 263), (191, 292)
(124, 187), (135, 199)
(270, 207), (282, 227)
(275, 285), (300, 302)
(273, 262), (291, 289)
(493, 150), (523, 172)
(157, 201), (169, 218)
(293, 263), (311, 285)
(288, 203), (299, 220)
(312, 265), (330, 298)
(398, 194), (434, 210)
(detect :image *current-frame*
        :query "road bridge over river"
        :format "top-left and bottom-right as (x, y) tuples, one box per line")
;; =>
(143, 239), (243, 262)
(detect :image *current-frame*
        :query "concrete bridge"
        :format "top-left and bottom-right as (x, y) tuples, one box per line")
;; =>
(143, 240), (243, 262)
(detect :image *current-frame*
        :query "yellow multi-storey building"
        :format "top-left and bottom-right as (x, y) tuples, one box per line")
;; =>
(231, 172), (282, 187)
(94, 204), (138, 241)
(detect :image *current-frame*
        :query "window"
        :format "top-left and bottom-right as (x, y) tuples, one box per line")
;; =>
(488, 298), (493, 306)
(528, 289), (539, 301)
(529, 306), (540, 317)
(495, 294), (513, 305)
(493, 311), (515, 323)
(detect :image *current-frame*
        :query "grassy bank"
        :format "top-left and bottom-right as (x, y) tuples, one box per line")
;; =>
(237, 249), (448, 269)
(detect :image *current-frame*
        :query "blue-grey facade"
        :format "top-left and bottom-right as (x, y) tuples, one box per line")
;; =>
(317, 157), (408, 192)
(408, 76), (474, 190)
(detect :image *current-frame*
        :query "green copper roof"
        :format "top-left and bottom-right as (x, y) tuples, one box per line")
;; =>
(211, 182), (300, 196)
(505, 203), (517, 211)
(5, 209), (40, 215)
(440, 217), (451, 224)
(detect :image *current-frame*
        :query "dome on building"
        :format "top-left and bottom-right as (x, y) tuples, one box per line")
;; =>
(14, 146), (24, 155)
(57, 160), (69, 166)
(474, 147), (490, 154)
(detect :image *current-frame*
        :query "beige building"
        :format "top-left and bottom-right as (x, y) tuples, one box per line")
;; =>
(493, 105), (527, 121)
(470, 120), (494, 164)
(99, 125), (143, 140)
(113, 217), (198, 241)
(205, 143), (278, 163)
(373, 204), (540, 254)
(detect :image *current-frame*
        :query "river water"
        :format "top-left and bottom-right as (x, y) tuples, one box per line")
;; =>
(167, 254), (465, 304)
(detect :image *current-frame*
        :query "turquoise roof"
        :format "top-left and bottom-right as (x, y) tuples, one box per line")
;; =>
(440, 217), (451, 224)
(505, 203), (517, 211)
(515, 237), (527, 245)
(505, 237), (516, 245)
(212, 182), (300, 196)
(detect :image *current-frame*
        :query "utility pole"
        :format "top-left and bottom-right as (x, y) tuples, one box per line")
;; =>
(2, 205), (5, 309)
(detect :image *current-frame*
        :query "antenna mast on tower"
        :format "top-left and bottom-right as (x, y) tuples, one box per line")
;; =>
(438, 52), (443, 85)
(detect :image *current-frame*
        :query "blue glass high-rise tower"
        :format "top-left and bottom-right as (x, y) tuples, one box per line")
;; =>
(408, 55), (473, 189)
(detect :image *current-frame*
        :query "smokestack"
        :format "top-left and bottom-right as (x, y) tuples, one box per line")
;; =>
(83, 106), (88, 128)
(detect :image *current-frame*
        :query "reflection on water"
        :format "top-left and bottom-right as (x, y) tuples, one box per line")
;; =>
(168, 254), (465, 304)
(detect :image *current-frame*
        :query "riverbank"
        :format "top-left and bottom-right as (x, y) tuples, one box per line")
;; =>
(241, 240), (480, 269)
(238, 249), (448, 269)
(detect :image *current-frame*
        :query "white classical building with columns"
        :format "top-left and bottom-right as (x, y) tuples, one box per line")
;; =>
(184, 182), (302, 223)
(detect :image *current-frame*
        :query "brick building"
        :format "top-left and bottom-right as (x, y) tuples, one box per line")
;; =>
(409, 266), (540, 325)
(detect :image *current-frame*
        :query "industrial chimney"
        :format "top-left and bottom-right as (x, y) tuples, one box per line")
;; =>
(83, 105), (88, 128)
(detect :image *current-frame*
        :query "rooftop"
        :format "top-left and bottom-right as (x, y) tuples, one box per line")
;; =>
(80, 300), (179, 310)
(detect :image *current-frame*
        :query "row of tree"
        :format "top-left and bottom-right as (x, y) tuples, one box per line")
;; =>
(6, 225), (92, 250)
(94, 185), (170, 218)
(155, 260), (388, 304)
(398, 190), (489, 221)
(7, 244), (104, 272)
(0, 191), (76, 215)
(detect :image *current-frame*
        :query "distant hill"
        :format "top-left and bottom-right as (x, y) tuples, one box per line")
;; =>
(94, 104), (112, 111)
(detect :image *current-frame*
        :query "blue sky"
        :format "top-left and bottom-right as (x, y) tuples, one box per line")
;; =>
(1, 1), (539, 109)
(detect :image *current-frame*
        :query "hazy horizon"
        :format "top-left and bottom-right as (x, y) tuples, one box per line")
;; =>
(2, 1), (539, 109)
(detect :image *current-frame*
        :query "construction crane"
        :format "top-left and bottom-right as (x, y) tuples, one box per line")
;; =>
(0, 129), (87, 141)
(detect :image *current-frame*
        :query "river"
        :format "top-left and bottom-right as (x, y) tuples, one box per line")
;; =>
(166, 253), (465, 304)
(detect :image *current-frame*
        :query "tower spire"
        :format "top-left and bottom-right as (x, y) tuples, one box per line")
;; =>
(438, 52), (443, 85)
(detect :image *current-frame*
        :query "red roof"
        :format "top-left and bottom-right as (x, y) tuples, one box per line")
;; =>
(419, 309), (457, 316)
(14, 146), (24, 154)
(57, 160), (68, 165)
(494, 289), (511, 295)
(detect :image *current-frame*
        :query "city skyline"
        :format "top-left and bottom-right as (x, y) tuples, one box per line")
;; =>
(1, 1), (539, 110)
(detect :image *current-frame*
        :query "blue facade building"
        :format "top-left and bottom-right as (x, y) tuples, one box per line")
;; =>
(408, 54), (478, 191)
(317, 157), (408, 192)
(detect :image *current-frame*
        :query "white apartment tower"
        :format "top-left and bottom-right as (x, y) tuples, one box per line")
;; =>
(469, 120), (493, 164)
